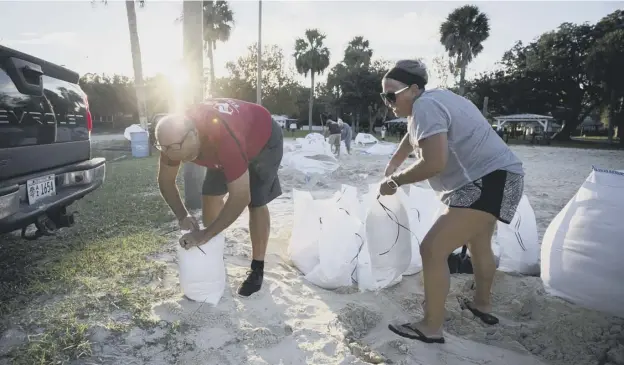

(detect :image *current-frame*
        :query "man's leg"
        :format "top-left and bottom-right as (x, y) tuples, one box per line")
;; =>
(201, 169), (228, 227)
(249, 205), (270, 261)
(238, 120), (283, 297)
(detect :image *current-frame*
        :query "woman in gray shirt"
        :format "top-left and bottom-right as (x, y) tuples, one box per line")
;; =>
(378, 60), (525, 344)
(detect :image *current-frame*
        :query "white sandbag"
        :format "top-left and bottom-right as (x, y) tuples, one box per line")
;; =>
(364, 142), (397, 156)
(496, 195), (539, 275)
(123, 124), (146, 141)
(289, 185), (362, 289)
(398, 186), (444, 275)
(177, 233), (226, 305)
(358, 189), (412, 291)
(305, 207), (363, 288)
(281, 151), (340, 176)
(354, 133), (379, 145)
(541, 167), (624, 317)
(289, 190), (320, 274)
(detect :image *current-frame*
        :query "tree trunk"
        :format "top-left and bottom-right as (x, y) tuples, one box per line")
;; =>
(308, 73), (315, 131)
(182, 0), (205, 211)
(608, 89), (616, 144)
(125, 0), (148, 130)
(458, 65), (467, 96)
(207, 41), (216, 96)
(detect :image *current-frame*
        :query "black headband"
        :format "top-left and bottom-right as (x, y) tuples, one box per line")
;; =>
(384, 67), (427, 88)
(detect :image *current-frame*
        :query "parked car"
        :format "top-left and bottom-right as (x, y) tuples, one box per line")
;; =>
(0, 45), (106, 239)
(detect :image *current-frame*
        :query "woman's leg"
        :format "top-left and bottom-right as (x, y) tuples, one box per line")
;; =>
(466, 222), (497, 314)
(393, 206), (496, 339)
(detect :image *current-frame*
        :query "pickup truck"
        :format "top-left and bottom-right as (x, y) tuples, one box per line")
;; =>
(0, 45), (106, 239)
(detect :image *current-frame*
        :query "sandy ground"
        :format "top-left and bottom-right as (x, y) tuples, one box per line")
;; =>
(5, 139), (622, 365)
(82, 142), (623, 365)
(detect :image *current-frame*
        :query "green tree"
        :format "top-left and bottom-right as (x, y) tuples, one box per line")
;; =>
(439, 5), (490, 96)
(293, 29), (331, 130)
(202, 1), (234, 94)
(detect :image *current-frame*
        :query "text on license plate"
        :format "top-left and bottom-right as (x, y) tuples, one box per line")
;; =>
(27, 174), (56, 205)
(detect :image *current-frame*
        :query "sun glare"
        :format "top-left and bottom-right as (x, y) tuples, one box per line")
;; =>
(163, 65), (190, 112)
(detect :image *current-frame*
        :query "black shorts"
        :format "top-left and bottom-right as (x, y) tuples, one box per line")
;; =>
(441, 169), (524, 224)
(202, 120), (283, 208)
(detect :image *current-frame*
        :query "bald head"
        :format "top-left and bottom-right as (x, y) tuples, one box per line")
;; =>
(155, 114), (200, 162)
(155, 114), (193, 145)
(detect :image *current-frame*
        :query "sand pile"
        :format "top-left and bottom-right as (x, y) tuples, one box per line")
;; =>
(84, 148), (623, 365)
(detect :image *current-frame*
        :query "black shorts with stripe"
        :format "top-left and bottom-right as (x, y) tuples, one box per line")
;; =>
(441, 169), (524, 224)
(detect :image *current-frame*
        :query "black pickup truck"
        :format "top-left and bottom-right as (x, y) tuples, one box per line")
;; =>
(0, 45), (106, 239)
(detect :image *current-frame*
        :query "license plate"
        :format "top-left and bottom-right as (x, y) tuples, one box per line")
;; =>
(27, 174), (56, 205)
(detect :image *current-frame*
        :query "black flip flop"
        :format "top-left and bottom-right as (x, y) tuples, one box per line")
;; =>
(458, 297), (499, 325)
(388, 322), (445, 344)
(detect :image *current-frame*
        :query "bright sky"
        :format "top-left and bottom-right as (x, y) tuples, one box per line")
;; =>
(0, 1), (620, 88)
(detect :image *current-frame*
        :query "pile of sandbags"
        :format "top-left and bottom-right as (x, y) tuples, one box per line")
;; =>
(289, 184), (443, 291)
(282, 133), (340, 178)
(541, 167), (624, 317)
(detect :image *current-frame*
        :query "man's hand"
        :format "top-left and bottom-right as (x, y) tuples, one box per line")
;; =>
(179, 229), (211, 250)
(384, 162), (400, 177)
(178, 215), (200, 232)
(379, 177), (398, 196)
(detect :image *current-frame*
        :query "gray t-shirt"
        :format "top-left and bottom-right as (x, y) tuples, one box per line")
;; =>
(409, 89), (524, 193)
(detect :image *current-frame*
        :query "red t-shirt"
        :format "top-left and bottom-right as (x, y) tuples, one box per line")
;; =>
(162, 99), (272, 182)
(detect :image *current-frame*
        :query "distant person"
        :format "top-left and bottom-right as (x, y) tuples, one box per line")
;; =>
(155, 98), (283, 297)
(379, 59), (524, 344)
(290, 122), (298, 137)
(381, 125), (387, 140)
(325, 116), (342, 157)
(338, 118), (352, 154)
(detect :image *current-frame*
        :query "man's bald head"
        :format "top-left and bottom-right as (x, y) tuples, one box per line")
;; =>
(155, 114), (200, 162)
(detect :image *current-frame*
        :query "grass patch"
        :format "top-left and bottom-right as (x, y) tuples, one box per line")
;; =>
(0, 149), (181, 364)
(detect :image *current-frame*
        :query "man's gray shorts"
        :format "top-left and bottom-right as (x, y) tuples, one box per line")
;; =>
(201, 120), (283, 208)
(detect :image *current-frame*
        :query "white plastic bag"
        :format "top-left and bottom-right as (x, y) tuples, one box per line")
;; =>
(541, 167), (624, 317)
(495, 195), (539, 275)
(358, 190), (412, 291)
(177, 233), (226, 305)
(289, 185), (362, 289)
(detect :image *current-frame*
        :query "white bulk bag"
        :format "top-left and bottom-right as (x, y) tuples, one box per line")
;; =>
(289, 190), (321, 275)
(123, 124), (146, 141)
(398, 186), (444, 275)
(541, 167), (624, 317)
(354, 133), (379, 145)
(177, 233), (226, 305)
(289, 185), (362, 289)
(305, 207), (363, 288)
(495, 195), (540, 275)
(358, 190), (412, 291)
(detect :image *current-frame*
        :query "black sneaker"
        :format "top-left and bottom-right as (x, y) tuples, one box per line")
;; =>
(238, 269), (263, 297)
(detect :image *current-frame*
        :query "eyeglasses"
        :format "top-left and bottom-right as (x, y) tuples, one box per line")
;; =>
(380, 86), (410, 105)
(154, 128), (197, 152)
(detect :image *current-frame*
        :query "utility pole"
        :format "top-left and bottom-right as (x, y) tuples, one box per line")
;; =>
(256, 0), (262, 105)
(182, 0), (205, 210)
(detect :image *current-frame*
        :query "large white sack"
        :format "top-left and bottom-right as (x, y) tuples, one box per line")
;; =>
(177, 233), (226, 305)
(354, 133), (379, 145)
(398, 186), (444, 275)
(305, 207), (363, 288)
(541, 167), (624, 317)
(358, 189), (412, 291)
(496, 195), (540, 275)
(364, 142), (397, 156)
(289, 185), (362, 289)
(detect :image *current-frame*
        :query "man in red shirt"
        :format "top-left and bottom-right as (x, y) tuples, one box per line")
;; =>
(155, 98), (283, 297)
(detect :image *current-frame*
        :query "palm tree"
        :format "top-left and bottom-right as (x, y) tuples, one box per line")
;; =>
(293, 29), (331, 131)
(439, 5), (490, 96)
(124, 0), (148, 129)
(202, 1), (234, 95)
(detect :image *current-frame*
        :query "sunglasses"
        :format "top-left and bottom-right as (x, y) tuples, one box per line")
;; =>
(380, 86), (410, 105)
(154, 128), (197, 152)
